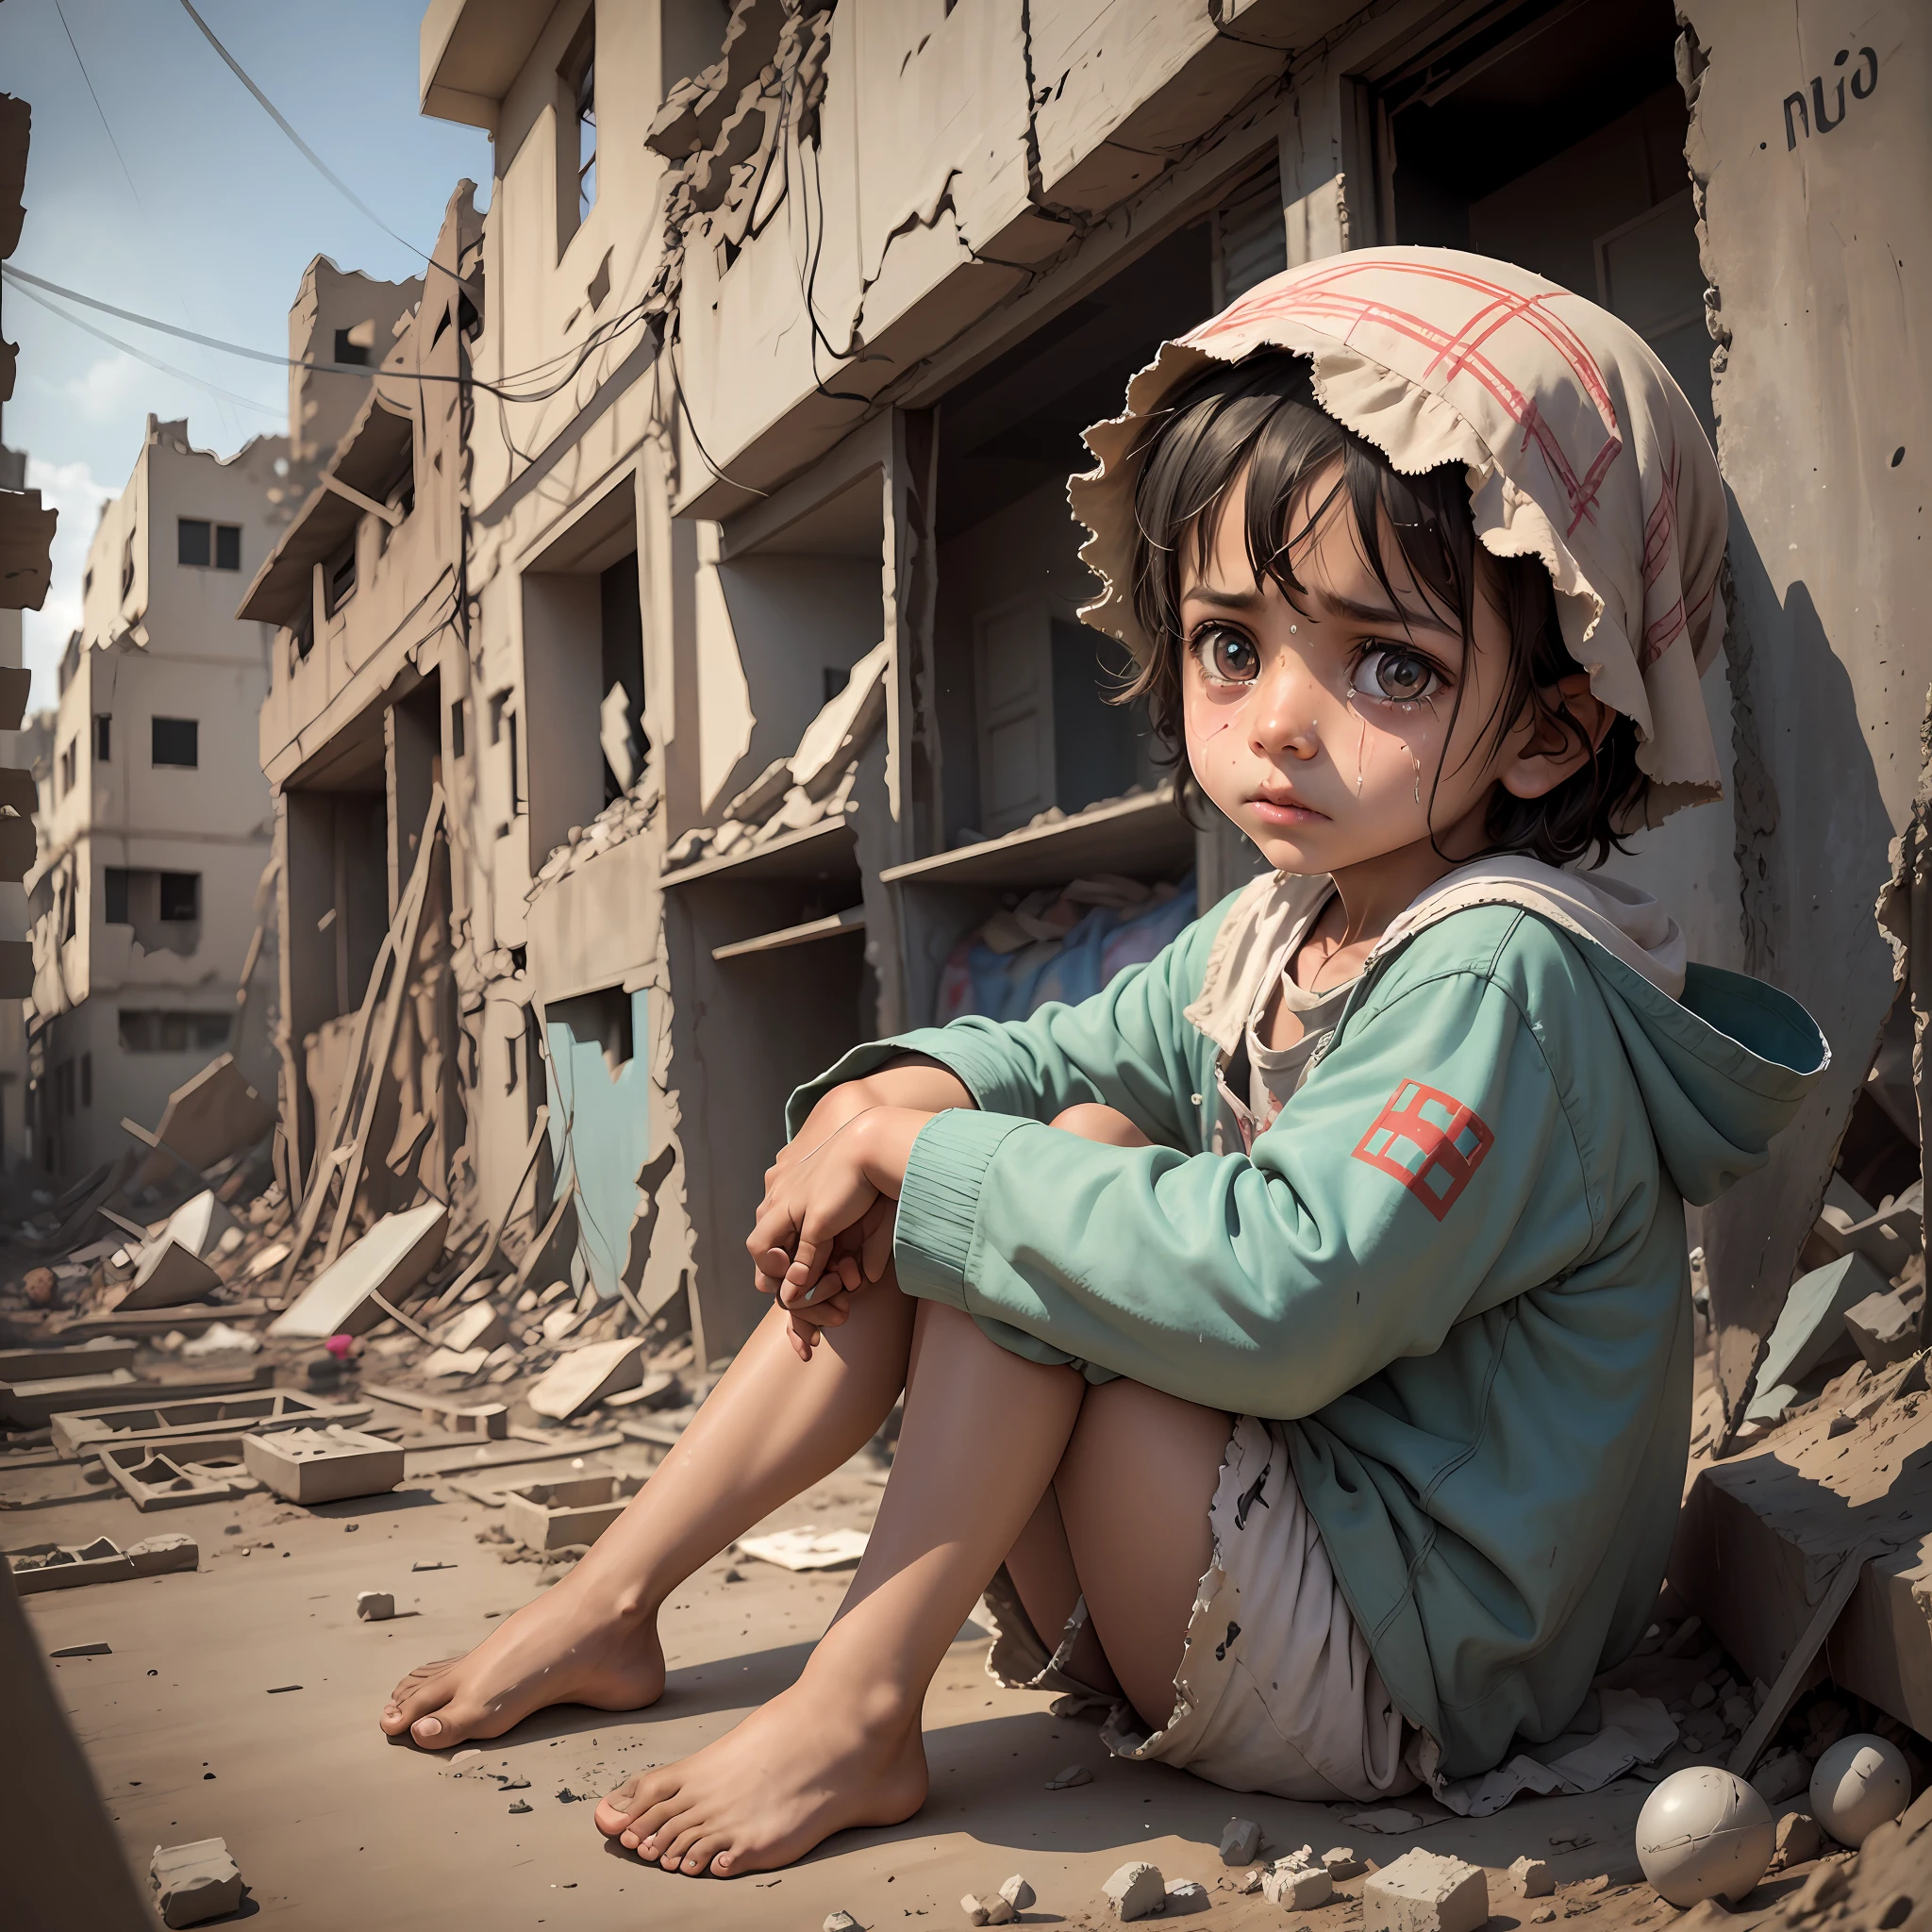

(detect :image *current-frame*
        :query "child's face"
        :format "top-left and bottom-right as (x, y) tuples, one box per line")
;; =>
(1178, 461), (1591, 879)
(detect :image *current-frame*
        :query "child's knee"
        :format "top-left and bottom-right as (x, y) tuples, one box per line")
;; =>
(1049, 1103), (1150, 1149)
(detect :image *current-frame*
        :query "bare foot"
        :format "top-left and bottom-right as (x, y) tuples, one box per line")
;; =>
(379, 1574), (665, 1749)
(592, 1673), (927, 1876)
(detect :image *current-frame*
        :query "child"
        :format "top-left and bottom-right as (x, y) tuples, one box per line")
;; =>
(378, 249), (1825, 1878)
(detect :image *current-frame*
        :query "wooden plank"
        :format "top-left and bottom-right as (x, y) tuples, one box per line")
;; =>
(711, 906), (865, 961)
(658, 814), (857, 888)
(879, 783), (1190, 888)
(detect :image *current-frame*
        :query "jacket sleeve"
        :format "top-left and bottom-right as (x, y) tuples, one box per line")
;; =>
(784, 896), (1237, 1152)
(891, 959), (1599, 1419)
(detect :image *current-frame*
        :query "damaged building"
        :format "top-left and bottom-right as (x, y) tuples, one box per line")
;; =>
(219, 0), (1929, 1773)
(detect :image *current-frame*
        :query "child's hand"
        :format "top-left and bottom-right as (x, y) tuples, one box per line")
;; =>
(774, 1202), (895, 1360)
(747, 1110), (930, 1342)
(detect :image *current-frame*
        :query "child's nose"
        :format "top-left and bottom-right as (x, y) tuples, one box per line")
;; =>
(1247, 657), (1325, 761)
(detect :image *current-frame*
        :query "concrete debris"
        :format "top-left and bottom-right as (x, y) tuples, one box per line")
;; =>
(960, 1894), (1012, 1925)
(420, 1344), (491, 1379)
(97, 1438), (259, 1511)
(2, 1363), (272, 1428)
(998, 1874), (1035, 1908)
(54, 1388), (367, 1459)
(118, 1191), (238, 1311)
(1044, 1764), (1092, 1790)
(440, 1302), (508, 1354)
(10, 1531), (197, 1593)
(132, 1056), (275, 1192)
(502, 1474), (644, 1552)
(1262, 1858), (1333, 1908)
(1218, 1816), (1260, 1865)
(1324, 1846), (1367, 1879)
(1843, 1289), (1920, 1368)
(824, 1914), (862, 1932)
(1746, 1253), (1891, 1421)
(150, 1837), (243, 1928)
(178, 1322), (261, 1357)
(1102, 1860), (1165, 1922)
(1508, 1856), (1554, 1896)
(50, 1641), (111, 1657)
(525, 1337), (643, 1420)
(1362, 1849), (1489, 1932)
(1772, 1811), (1824, 1869)
(242, 1425), (404, 1505)
(356, 1590), (394, 1621)
(267, 1200), (451, 1340)
(736, 1524), (868, 1571)
(1166, 1879), (1208, 1908)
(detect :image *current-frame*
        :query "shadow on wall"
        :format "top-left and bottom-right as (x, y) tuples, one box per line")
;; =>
(1700, 506), (1898, 1421)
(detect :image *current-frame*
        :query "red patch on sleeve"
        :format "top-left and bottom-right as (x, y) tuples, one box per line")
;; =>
(1352, 1079), (1494, 1221)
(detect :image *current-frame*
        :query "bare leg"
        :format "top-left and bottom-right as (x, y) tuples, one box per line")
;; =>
(592, 1300), (1088, 1874)
(379, 1283), (917, 1746)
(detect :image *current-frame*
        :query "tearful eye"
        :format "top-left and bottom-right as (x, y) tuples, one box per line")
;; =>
(1191, 625), (1259, 685)
(1353, 646), (1441, 705)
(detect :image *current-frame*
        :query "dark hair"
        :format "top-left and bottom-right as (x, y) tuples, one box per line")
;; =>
(1123, 351), (1645, 868)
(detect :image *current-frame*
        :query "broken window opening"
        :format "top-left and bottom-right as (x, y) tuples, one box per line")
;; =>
(565, 15), (597, 229)
(93, 714), (111, 762)
(332, 325), (372, 368)
(1368, 0), (1712, 433)
(58, 740), (75, 800)
(600, 552), (646, 804)
(118, 1009), (232, 1055)
(79, 1053), (91, 1110)
(151, 717), (199, 769)
(158, 872), (199, 923)
(326, 541), (357, 615)
(450, 698), (466, 760)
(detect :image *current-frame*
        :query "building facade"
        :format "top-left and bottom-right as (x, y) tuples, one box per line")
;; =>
(241, 0), (1928, 1391)
(24, 416), (287, 1177)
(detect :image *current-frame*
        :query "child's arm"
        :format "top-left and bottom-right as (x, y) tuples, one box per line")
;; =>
(779, 965), (1594, 1418)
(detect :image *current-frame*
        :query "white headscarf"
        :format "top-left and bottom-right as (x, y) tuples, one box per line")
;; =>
(1069, 246), (1728, 824)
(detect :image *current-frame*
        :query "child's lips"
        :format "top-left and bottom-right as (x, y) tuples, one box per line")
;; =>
(1247, 791), (1328, 826)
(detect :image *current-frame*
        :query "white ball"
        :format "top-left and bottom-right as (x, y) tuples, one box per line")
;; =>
(1810, 1733), (1911, 1847)
(1635, 1767), (1775, 1907)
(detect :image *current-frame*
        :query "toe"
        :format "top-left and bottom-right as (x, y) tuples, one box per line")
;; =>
(594, 1777), (647, 1837)
(676, 1830), (732, 1876)
(658, 1817), (711, 1871)
(381, 1659), (460, 1735)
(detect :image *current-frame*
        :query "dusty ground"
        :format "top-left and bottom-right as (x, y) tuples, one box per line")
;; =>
(1, 1382), (1860, 1931)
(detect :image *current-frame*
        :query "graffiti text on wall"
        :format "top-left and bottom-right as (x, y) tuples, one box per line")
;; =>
(1785, 46), (1878, 149)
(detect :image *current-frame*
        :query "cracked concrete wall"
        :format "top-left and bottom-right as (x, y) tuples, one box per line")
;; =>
(1679, 0), (1932, 1423)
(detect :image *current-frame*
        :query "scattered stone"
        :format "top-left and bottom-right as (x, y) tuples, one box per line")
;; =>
(1578, 1874), (1611, 1895)
(1720, 1692), (1756, 1732)
(508, 1799), (532, 1813)
(1844, 1289), (1920, 1369)
(150, 1838), (242, 1928)
(356, 1590), (394, 1621)
(50, 1641), (111, 1657)
(960, 1894), (1011, 1925)
(1264, 1861), (1334, 1909)
(1220, 1816), (1262, 1865)
(1045, 1763), (1092, 1790)
(1527, 1910), (1557, 1925)
(451, 1749), (484, 1770)
(1690, 1679), (1717, 1708)
(1324, 1847), (1367, 1880)
(1103, 1861), (1166, 1922)
(1362, 1848), (1489, 1932)
(1167, 1879), (1208, 1909)
(1234, 1869), (1265, 1894)
(824, 1913), (863, 1932)
(1774, 1811), (1824, 1868)
(1510, 1857), (1555, 1897)
(999, 1874), (1035, 1909)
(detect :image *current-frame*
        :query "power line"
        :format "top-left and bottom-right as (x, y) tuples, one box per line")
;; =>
(175, 0), (467, 290)
(3, 274), (283, 418)
(2, 262), (656, 408)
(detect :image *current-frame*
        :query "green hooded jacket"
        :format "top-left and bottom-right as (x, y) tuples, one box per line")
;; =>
(790, 865), (1826, 1778)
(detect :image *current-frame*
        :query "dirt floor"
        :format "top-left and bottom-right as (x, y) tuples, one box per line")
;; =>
(7, 1393), (1864, 1932)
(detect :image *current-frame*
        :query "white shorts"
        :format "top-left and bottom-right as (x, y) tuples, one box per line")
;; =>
(984, 1413), (1420, 1803)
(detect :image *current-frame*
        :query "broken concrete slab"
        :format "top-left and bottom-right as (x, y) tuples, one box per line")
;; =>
(0, 1341), (138, 1382)
(96, 1439), (259, 1510)
(525, 1336), (642, 1419)
(1262, 1860), (1332, 1908)
(54, 1389), (371, 1459)
(1363, 1849), (1489, 1932)
(439, 1302), (508, 1353)
(1103, 1861), (1165, 1922)
(961, 1892), (1013, 1925)
(1, 1364), (273, 1429)
(998, 1874), (1036, 1909)
(268, 1200), (451, 1340)
(150, 1836), (243, 1928)
(1508, 1856), (1554, 1896)
(132, 1053), (274, 1192)
(737, 1524), (869, 1571)
(1844, 1290), (1921, 1369)
(420, 1345), (491, 1379)
(356, 1590), (394, 1621)
(501, 1473), (645, 1552)
(119, 1191), (238, 1311)
(1839, 1181), (1923, 1274)
(8, 1531), (197, 1593)
(1751, 1252), (1892, 1407)
(242, 1425), (405, 1504)
(361, 1383), (508, 1437)
(1324, 1847), (1367, 1880)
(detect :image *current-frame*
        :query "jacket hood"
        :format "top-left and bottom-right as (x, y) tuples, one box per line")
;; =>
(1191, 859), (1828, 1207)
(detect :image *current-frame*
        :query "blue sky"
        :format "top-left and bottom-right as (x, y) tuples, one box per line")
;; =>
(1, 0), (491, 706)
